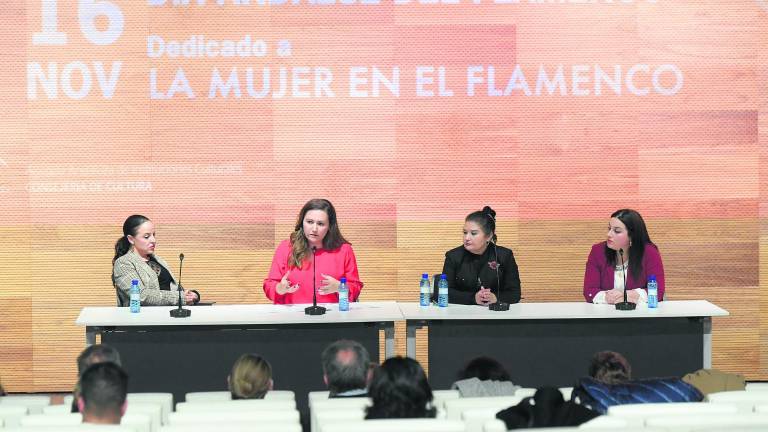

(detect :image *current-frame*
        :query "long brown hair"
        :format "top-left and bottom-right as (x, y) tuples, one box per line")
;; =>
(288, 199), (348, 268)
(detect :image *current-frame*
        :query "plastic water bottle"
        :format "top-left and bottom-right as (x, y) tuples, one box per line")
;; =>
(419, 273), (431, 307)
(647, 275), (658, 309)
(437, 274), (449, 308)
(338, 277), (349, 312)
(129, 279), (141, 313)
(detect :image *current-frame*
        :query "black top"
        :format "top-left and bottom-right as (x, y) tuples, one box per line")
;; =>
(148, 256), (174, 291)
(442, 244), (521, 305)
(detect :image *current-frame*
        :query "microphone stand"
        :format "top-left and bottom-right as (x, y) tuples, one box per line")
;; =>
(305, 246), (326, 315)
(488, 241), (510, 311)
(170, 253), (192, 318)
(615, 249), (636, 311)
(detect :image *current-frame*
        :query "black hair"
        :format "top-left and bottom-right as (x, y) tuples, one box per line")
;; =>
(79, 362), (128, 420)
(365, 357), (435, 419)
(113, 215), (151, 264)
(465, 206), (497, 243)
(604, 209), (654, 281)
(589, 351), (631, 385)
(458, 356), (511, 382)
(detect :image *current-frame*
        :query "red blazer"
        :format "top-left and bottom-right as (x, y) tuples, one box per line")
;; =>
(583, 241), (665, 303)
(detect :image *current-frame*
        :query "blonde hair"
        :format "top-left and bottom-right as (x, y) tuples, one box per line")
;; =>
(229, 354), (272, 399)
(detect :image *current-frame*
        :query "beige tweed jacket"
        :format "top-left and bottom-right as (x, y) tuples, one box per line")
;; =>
(113, 249), (180, 306)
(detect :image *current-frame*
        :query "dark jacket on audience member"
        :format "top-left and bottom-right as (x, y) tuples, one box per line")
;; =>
(496, 387), (599, 429)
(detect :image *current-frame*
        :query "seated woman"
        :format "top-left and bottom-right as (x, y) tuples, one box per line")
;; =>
(228, 353), (273, 399)
(583, 209), (665, 304)
(451, 356), (520, 397)
(442, 206), (521, 306)
(112, 215), (199, 306)
(365, 357), (436, 419)
(263, 199), (363, 304)
(572, 351), (702, 414)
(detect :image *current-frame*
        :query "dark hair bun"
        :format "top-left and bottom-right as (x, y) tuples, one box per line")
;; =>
(482, 206), (496, 219)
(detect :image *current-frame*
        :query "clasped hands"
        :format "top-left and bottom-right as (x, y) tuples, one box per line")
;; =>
(605, 289), (640, 304)
(276, 270), (341, 296)
(475, 287), (498, 306)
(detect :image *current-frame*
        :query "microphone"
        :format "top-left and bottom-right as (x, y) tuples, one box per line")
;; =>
(615, 248), (636, 311)
(170, 253), (192, 318)
(305, 246), (327, 315)
(488, 240), (510, 311)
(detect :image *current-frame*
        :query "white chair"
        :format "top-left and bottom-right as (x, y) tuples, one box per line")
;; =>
(315, 409), (367, 432)
(176, 398), (296, 412)
(645, 413), (768, 430)
(126, 393), (173, 425)
(607, 402), (738, 417)
(168, 410), (300, 426)
(308, 390), (331, 407)
(310, 398), (371, 432)
(0, 405), (28, 427)
(483, 419), (507, 432)
(462, 408), (504, 432)
(514, 388), (537, 398)
(444, 396), (522, 420)
(579, 416), (632, 429)
(159, 424), (301, 432)
(20, 414), (81, 427)
(559, 387), (573, 400)
(184, 390), (295, 402)
(42, 404), (71, 414)
(124, 403), (162, 432)
(320, 419), (466, 432)
(432, 390), (460, 409)
(708, 390), (768, 412)
(4, 426), (137, 432)
(0, 395), (51, 414)
(746, 383), (768, 391)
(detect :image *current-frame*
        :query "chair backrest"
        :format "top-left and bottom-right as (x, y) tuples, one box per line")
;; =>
(159, 424), (302, 432)
(43, 404), (71, 414)
(320, 419), (466, 432)
(607, 401), (737, 417)
(444, 396), (523, 420)
(461, 408), (504, 432)
(315, 408), (366, 432)
(645, 413), (768, 429)
(185, 390), (295, 403)
(308, 390), (331, 407)
(0, 404), (29, 427)
(708, 390), (768, 411)
(514, 388), (537, 398)
(168, 410), (300, 425)
(431, 390), (460, 410)
(578, 415), (634, 429)
(127, 393), (173, 425)
(482, 419), (507, 432)
(559, 387), (573, 400)
(5, 426), (138, 432)
(125, 403), (163, 432)
(746, 383), (768, 392)
(0, 395), (51, 414)
(20, 413), (82, 427)
(310, 397), (371, 432)
(176, 398), (296, 412)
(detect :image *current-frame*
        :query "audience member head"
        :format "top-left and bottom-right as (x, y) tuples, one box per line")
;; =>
(77, 362), (128, 425)
(77, 344), (122, 376)
(589, 351), (631, 385)
(458, 356), (511, 382)
(321, 339), (372, 396)
(228, 353), (273, 400)
(114, 214), (152, 263)
(365, 356), (436, 419)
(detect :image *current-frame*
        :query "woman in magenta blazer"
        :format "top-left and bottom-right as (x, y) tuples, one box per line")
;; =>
(583, 209), (665, 304)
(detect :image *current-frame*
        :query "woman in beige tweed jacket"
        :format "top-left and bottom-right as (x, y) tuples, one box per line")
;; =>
(112, 215), (199, 306)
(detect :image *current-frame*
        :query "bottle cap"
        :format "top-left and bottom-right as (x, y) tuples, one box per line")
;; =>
(340, 277), (347, 283)
(422, 273), (429, 278)
(649, 275), (656, 281)
(131, 279), (139, 285)
(440, 274), (447, 279)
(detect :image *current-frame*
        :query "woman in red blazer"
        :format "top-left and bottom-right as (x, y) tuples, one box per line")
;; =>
(583, 209), (665, 304)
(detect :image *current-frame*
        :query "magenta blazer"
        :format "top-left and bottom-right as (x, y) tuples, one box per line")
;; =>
(583, 241), (665, 303)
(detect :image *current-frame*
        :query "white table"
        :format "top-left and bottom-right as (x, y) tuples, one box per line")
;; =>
(76, 302), (401, 405)
(77, 301), (401, 358)
(399, 300), (728, 388)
